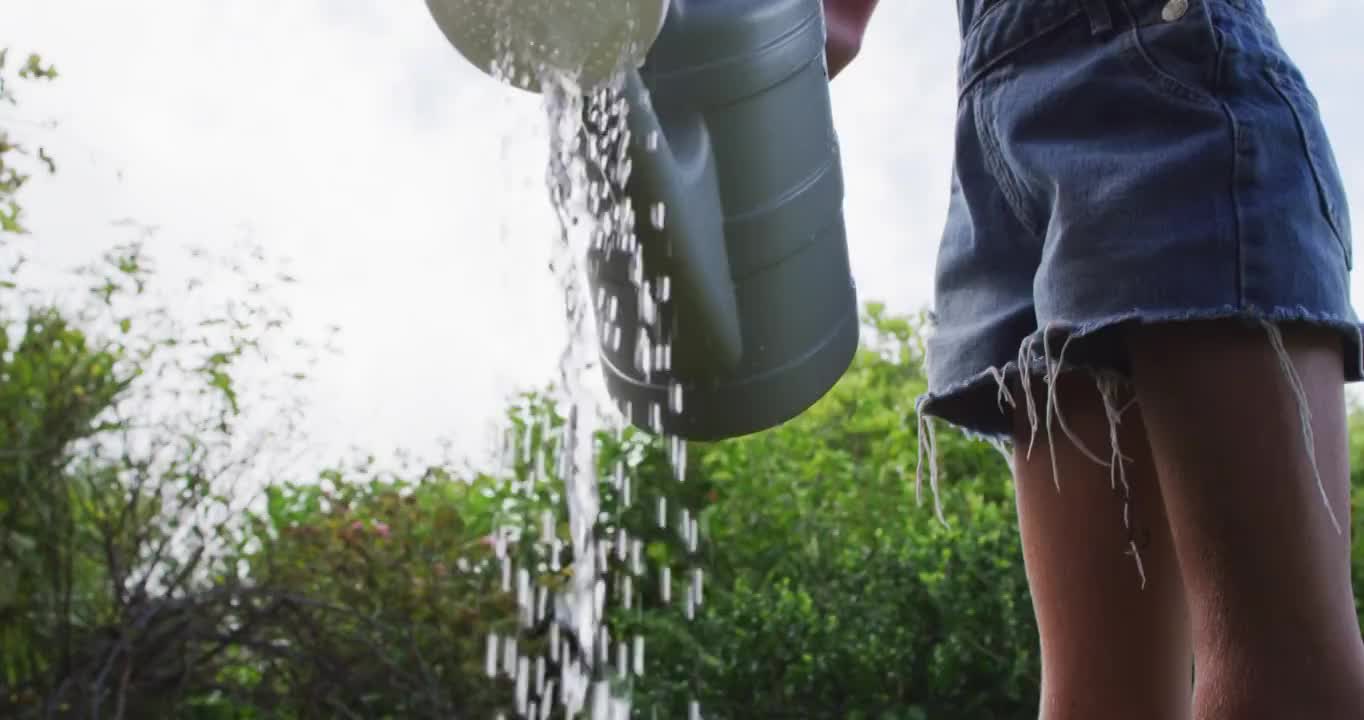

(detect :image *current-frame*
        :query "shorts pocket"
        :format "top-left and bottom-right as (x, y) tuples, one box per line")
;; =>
(1267, 67), (1354, 269)
(1119, 0), (1221, 108)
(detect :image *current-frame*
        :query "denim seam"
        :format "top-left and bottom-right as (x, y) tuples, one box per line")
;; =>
(1206, 0), (1228, 90)
(971, 84), (1043, 241)
(958, 7), (1086, 100)
(962, 0), (1013, 41)
(1265, 67), (1353, 270)
(1218, 97), (1245, 305)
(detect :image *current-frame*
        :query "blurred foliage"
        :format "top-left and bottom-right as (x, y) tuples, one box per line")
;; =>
(0, 49), (57, 236)
(620, 304), (1038, 719)
(226, 470), (521, 718)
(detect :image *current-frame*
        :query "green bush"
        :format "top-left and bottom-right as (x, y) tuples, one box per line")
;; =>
(226, 469), (523, 718)
(621, 305), (1038, 719)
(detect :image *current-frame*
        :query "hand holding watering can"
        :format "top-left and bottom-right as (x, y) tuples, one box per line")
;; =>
(824, 0), (881, 78)
(426, 0), (875, 441)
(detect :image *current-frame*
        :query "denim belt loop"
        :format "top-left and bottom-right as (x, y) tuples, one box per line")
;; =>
(1083, 0), (1115, 35)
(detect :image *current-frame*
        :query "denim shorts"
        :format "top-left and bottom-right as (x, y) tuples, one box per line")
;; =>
(916, 0), (1362, 442)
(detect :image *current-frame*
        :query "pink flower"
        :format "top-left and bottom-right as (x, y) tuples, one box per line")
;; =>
(350, 520), (365, 532)
(374, 522), (391, 539)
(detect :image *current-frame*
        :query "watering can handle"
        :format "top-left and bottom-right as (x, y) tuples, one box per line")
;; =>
(619, 68), (744, 374)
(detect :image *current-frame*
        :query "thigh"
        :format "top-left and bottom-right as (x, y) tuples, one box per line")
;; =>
(1127, 320), (1364, 705)
(1010, 370), (1191, 719)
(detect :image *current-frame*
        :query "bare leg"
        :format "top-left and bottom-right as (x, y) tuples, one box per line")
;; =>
(1128, 320), (1364, 719)
(1012, 371), (1192, 720)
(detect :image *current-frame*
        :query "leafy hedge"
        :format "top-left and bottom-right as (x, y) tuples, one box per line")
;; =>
(622, 305), (1038, 719)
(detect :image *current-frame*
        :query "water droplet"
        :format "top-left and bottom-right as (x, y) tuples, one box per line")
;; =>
(542, 682), (557, 718)
(670, 436), (687, 481)
(660, 565), (672, 604)
(629, 249), (644, 287)
(595, 578), (607, 622)
(597, 625), (610, 667)
(670, 382), (685, 413)
(646, 130), (660, 152)
(486, 633), (500, 678)
(635, 329), (653, 377)
(650, 202), (667, 230)
(518, 568), (533, 627)
(590, 682), (610, 720)
(503, 635), (518, 678)
(542, 510), (556, 543)
(639, 283), (657, 326)
(515, 656), (530, 714)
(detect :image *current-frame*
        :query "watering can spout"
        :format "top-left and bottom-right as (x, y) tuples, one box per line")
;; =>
(618, 69), (744, 374)
(423, 0), (670, 94)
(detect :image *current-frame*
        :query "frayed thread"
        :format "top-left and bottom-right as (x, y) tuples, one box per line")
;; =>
(915, 313), (1358, 587)
(1017, 335), (1041, 458)
(922, 325), (1150, 587)
(1096, 375), (1146, 590)
(1261, 320), (1344, 536)
(915, 410), (948, 527)
(1042, 328), (1109, 472)
(987, 366), (1014, 413)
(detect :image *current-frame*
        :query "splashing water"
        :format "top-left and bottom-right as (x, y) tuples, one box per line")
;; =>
(478, 12), (711, 719)
(539, 72), (615, 718)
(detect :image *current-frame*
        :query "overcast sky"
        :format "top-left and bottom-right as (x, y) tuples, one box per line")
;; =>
(5, 0), (1364, 467)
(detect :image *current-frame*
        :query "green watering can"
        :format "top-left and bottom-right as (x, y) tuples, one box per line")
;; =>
(426, 0), (859, 441)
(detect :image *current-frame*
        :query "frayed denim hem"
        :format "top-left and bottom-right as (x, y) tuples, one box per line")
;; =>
(911, 305), (1364, 583)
